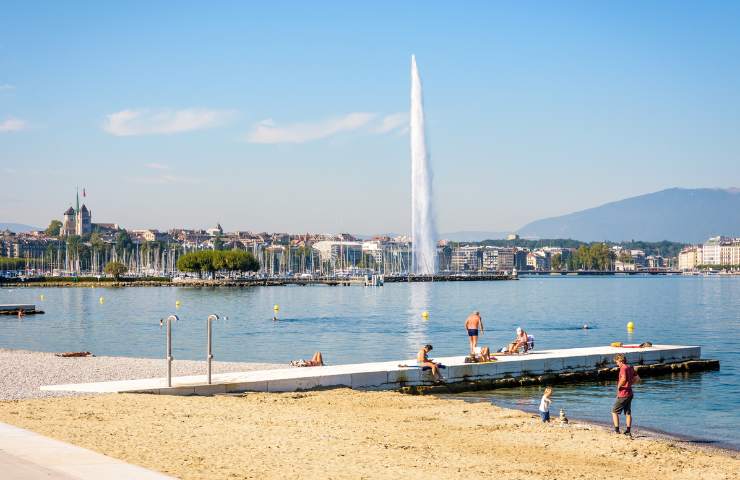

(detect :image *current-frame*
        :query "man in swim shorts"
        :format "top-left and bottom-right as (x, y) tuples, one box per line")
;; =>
(464, 311), (484, 355)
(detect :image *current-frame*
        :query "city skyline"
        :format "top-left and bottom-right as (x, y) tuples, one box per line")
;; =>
(2, 2), (740, 233)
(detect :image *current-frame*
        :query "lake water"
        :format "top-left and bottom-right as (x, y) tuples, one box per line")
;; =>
(1, 276), (738, 448)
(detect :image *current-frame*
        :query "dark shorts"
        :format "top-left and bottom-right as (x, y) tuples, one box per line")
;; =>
(539, 411), (550, 422)
(467, 328), (479, 337)
(612, 395), (633, 414)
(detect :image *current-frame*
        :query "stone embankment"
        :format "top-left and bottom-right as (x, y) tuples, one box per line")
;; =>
(400, 358), (720, 395)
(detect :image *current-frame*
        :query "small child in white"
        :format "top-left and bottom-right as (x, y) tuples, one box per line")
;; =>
(539, 386), (553, 422)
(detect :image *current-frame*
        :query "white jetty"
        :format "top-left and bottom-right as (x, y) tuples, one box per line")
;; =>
(41, 344), (707, 396)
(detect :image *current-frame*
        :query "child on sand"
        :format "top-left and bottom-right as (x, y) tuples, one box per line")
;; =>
(539, 386), (553, 422)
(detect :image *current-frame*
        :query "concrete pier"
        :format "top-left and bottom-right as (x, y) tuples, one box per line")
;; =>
(40, 344), (709, 396)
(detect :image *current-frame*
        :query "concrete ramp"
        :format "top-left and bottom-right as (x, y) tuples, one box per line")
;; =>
(41, 345), (702, 396)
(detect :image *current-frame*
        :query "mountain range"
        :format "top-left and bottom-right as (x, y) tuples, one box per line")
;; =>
(516, 188), (740, 243)
(0, 223), (39, 233)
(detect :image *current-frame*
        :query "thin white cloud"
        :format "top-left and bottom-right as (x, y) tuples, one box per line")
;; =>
(374, 112), (408, 134)
(130, 174), (200, 185)
(246, 112), (377, 144)
(145, 163), (169, 170)
(0, 118), (26, 132)
(0, 84), (15, 91)
(103, 108), (234, 136)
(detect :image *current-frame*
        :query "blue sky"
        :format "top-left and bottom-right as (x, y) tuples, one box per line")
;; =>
(2, 1), (739, 234)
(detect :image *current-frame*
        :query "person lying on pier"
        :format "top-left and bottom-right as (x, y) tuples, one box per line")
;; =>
(289, 351), (324, 367)
(464, 346), (495, 363)
(417, 344), (444, 382)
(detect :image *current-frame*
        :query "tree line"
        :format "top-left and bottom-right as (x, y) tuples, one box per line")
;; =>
(176, 250), (260, 277)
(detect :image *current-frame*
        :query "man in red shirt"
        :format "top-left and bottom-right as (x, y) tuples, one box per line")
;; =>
(612, 353), (640, 437)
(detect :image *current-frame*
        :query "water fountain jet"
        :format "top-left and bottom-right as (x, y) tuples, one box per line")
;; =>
(410, 55), (437, 274)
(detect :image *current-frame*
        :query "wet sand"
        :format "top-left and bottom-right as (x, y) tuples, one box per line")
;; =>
(0, 389), (737, 480)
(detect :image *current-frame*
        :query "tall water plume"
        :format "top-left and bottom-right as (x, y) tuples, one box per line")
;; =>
(410, 54), (437, 274)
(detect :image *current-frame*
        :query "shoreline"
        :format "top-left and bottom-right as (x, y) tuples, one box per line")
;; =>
(0, 390), (737, 479)
(479, 397), (740, 454)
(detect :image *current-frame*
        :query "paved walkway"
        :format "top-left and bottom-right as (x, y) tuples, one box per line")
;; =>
(0, 422), (174, 479)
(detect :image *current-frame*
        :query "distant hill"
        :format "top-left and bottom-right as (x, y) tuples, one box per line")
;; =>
(517, 188), (740, 243)
(440, 231), (509, 242)
(0, 223), (40, 233)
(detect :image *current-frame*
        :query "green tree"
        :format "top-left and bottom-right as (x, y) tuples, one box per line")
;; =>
(177, 250), (259, 277)
(45, 219), (62, 237)
(213, 234), (224, 251)
(90, 232), (105, 250)
(104, 261), (128, 279)
(551, 253), (562, 271)
(115, 230), (133, 256)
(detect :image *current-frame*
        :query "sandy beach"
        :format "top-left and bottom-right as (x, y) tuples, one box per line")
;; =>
(0, 389), (737, 480)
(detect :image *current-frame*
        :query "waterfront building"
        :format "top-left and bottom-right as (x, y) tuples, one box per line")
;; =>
(481, 246), (515, 272)
(615, 260), (636, 272)
(526, 250), (551, 271)
(514, 248), (529, 271)
(678, 247), (699, 271)
(362, 241), (383, 265)
(700, 237), (724, 265)
(630, 250), (647, 267)
(450, 245), (480, 272)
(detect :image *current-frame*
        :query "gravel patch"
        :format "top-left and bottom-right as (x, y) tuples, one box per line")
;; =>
(0, 349), (283, 400)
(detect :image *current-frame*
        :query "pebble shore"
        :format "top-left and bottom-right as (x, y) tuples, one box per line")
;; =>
(0, 349), (281, 400)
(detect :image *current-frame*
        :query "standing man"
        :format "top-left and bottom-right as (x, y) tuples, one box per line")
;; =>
(612, 353), (640, 437)
(464, 311), (484, 355)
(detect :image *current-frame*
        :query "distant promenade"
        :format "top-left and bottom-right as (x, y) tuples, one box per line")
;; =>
(0, 271), (708, 288)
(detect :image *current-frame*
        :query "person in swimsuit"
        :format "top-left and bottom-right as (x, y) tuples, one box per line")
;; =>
(464, 311), (484, 355)
(507, 327), (529, 353)
(417, 344), (443, 382)
(290, 351), (324, 367)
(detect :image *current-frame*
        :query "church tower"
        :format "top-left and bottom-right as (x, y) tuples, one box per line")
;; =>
(61, 207), (75, 236)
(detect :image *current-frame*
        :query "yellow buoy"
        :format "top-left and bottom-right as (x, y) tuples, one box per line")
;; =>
(176, 300), (181, 308)
(627, 321), (634, 331)
(421, 311), (429, 320)
(273, 304), (280, 312)
(39, 294), (44, 301)
(99, 296), (104, 304)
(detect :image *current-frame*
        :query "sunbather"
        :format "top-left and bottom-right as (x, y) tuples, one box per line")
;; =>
(506, 327), (529, 353)
(290, 351), (324, 367)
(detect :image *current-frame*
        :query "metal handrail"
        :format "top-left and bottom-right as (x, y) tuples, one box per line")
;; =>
(160, 315), (179, 387)
(206, 314), (219, 384)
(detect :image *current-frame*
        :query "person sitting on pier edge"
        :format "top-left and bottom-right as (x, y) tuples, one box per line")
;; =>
(417, 344), (444, 382)
(506, 327), (529, 354)
(290, 351), (324, 367)
(464, 311), (484, 355)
